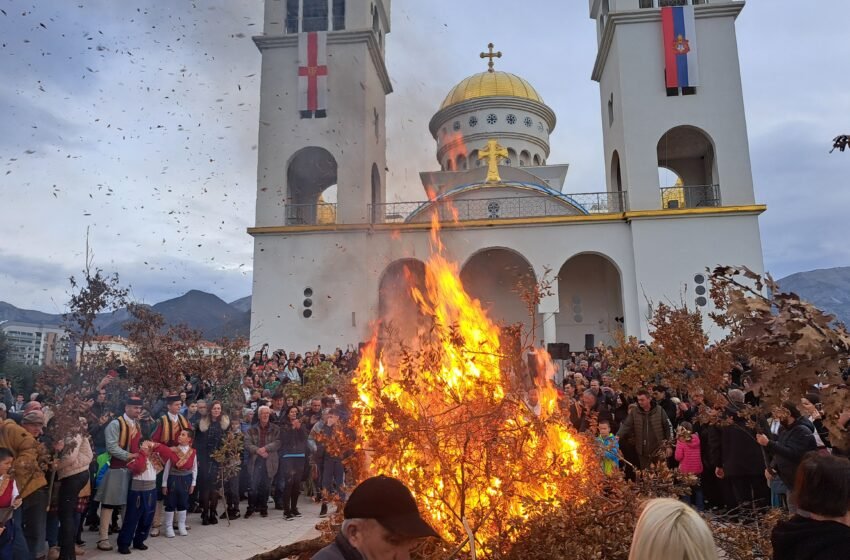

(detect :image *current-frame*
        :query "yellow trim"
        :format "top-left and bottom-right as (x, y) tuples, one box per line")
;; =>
(247, 205), (766, 236)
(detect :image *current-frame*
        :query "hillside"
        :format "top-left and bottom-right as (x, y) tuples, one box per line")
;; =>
(0, 291), (252, 340)
(777, 266), (850, 327)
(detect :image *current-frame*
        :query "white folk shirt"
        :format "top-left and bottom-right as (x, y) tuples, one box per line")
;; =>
(161, 445), (198, 487)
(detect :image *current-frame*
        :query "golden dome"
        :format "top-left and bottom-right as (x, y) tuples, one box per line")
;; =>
(440, 71), (543, 110)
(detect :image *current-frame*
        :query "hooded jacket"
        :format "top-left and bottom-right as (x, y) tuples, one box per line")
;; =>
(675, 433), (703, 474)
(771, 515), (850, 560)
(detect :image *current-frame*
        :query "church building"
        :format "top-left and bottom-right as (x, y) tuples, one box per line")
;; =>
(248, 0), (765, 352)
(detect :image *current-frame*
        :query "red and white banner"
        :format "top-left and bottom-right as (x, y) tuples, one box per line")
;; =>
(298, 31), (328, 117)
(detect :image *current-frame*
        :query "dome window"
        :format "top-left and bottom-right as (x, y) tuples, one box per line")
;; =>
(486, 114), (498, 125)
(524, 116), (533, 127)
(506, 114), (517, 125)
(468, 116), (478, 127)
(452, 120), (461, 131)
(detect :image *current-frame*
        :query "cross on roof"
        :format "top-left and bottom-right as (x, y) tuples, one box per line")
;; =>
(480, 43), (502, 73)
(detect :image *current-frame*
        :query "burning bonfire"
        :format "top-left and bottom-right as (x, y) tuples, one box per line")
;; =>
(350, 217), (601, 558)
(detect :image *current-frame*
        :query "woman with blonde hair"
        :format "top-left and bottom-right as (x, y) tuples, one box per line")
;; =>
(629, 498), (718, 560)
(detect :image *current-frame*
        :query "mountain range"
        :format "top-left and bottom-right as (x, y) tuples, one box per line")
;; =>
(1, 266), (848, 341)
(0, 291), (253, 341)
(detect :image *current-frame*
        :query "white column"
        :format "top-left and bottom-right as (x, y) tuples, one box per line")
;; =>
(542, 312), (557, 346)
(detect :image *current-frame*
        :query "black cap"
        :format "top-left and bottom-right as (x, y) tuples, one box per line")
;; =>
(126, 395), (143, 406)
(165, 394), (182, 403)
(343, 476), (439, 539)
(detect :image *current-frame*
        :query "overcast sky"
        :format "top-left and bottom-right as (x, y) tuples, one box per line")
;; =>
(1, 0), (848, 312)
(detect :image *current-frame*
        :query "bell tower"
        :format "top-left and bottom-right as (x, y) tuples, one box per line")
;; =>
(254, 0), (392, 226)
(589, 0), (755, 211)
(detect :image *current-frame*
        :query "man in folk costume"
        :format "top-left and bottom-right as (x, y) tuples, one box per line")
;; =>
(148, 395), (191, 538)
(94, 396), (143, 552)
(153, 431), (196, 538)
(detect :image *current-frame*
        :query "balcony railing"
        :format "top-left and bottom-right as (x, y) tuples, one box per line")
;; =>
(660, 184), (721, 209)
(285, 203), (338, 225)
(639, 0), (710, 7)
(370, 192), (627, 224)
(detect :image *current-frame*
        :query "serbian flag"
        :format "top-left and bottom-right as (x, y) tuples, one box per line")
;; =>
(298, 31), (328, 118)
(661, 6), (699, 88)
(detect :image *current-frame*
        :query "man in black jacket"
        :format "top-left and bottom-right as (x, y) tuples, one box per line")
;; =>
(715, 389), (770, 508)
(313, 476), (439, 560)
(756, 401), (816, 511)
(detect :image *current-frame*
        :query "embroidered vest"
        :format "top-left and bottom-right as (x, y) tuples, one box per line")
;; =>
(0, 476), (13, 508)
(169, 447), (196, 477)
(110, 417), (141, 469)
(156, 414), (191, 446)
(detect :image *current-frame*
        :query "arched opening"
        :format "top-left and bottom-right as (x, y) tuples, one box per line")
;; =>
(611, 150), (623, 192)
(445, 158), (455, 171)
(371, 6), (379, 34)
(556, 253), (623, 350)
(657, 126), (719, 208)
(532, 154), (541, 166)
(456, 153), (467, 171)
(470, 149), (481, 167)
(371, 163), (381, 223)
(460, 249), (541, 344)
(520, 150), (531, 167)
(378, 259), (427, 343)
(507, 148), (517, 167)
(286, 147), (337, 225)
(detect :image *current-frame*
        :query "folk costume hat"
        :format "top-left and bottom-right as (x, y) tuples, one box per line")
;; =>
(344, 475), (440, 539)
(126, 395), (144, 406)
(166, 394), (182, 403)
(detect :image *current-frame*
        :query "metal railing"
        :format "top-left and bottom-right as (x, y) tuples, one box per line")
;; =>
(639, 0), (710, 7)
(285, 203), (338, 225)
(369, 192), (627, 224)
(660, 184), (721, 209)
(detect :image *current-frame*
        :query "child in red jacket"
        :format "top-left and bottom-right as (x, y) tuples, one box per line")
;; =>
(675, 421), (705, 511)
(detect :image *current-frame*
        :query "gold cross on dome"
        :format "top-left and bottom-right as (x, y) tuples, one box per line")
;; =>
(478, 139), (509, 183)
(480, 43), (502, 73)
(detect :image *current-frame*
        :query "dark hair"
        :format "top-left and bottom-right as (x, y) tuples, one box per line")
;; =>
(794, 454), (850, 517)
(804, 392), (821, 406)
(0, 448), (13, 462)
(598, 419), (611, 428)
(636, 389), (651, 399)
(781, 401), (802, 419)
(181, 429), (195, 441)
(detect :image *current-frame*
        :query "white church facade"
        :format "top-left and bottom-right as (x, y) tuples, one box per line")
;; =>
(248, 0), (765, 352)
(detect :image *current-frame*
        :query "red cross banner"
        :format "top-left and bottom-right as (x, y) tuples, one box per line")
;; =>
(298, 31), (328, 118)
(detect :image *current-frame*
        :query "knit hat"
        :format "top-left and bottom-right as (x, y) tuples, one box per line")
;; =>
(21, 410), (45, 426)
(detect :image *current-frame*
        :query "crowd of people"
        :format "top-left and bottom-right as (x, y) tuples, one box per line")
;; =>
(0, 343), (848, 560)
(546, 348), (850, 517)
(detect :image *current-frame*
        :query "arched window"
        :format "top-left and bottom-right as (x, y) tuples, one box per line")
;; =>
(657, 125), (718, 208)
(611, 150), (623, 192)
(285, 0), (299, 33)
(370, 163), (381, 222)
(507, 148), (517, 167)
(445, 158), (455, 171)
(470, 150), (480, 167)
(333, 0), (345, 30)
(520, 150), (530, 167)
(287, 147), (337, 225)
(303, 0), (329, 32)
(533, 154), (541, 166)
(457, 154), (467, 171)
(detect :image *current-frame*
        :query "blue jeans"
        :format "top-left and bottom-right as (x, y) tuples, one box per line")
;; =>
(681, 480), (705, 512)
(117, 488), (156, 550)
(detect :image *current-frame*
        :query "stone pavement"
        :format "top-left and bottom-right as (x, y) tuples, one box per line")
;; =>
(84, 498), (322, 560)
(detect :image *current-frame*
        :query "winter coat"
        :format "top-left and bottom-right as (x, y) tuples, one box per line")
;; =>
(771, 515), (850, 560)
(57, 434), (94, 480)
(245, 422), (281, 479)
(617, 402), (673, 459)
(196, 415), (231, 466)
(767, 418), (817, 487)
(597, 434), (620, 476)
(279, 423), (310, 457)
(0, 419), (47, 499)
(717, 403), (767, 477)
(675, 433), (703, 474)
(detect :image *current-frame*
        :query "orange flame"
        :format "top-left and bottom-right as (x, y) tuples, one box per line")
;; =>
(352, 211), (595, 555)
